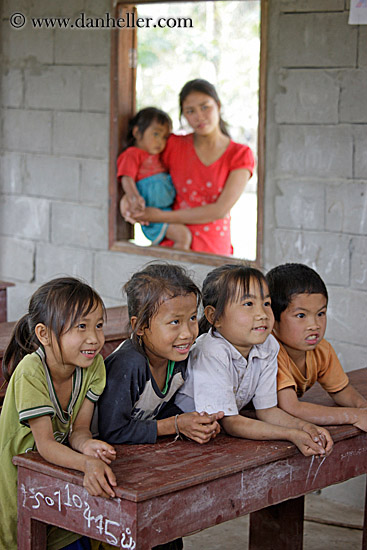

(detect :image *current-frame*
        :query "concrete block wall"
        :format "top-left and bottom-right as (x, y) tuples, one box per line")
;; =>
(1, 0), (366, 361)
(1, 0), (128, 316)
(265, 0), (367, 508)
(264, 1), (367, 374)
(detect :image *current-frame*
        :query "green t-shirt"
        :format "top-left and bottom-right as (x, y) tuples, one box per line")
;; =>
(0, 348), (105, 550)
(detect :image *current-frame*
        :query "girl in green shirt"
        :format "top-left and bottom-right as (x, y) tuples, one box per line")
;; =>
(0, 277), (116, 550)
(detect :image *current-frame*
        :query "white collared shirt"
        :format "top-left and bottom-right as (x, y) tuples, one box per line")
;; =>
(175, 329), (279, 415)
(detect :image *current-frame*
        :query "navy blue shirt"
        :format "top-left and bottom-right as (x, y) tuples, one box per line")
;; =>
(98, 338), (187, 444)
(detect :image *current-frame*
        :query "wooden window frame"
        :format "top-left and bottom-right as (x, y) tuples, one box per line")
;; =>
(108, 0), (267, 267)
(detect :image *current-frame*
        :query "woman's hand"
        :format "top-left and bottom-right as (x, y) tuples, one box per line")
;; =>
(81, 438), (117, 464)
(132, 206), (163, 223)
(177, 411), (224, 444)
(83, 456), (117, 498)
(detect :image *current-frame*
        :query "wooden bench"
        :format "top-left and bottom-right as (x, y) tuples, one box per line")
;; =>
(0, 306), (130, 406)
(0, 281), (15, 323)
(14, 368), (367, 550)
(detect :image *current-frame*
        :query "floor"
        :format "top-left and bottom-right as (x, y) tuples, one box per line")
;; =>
(183, 493), (364, 550)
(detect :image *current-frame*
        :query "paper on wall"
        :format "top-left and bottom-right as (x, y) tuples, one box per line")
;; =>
(349, 0), (367, 24)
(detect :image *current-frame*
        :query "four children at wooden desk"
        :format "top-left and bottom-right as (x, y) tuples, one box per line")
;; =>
(1, 262), (367, 550)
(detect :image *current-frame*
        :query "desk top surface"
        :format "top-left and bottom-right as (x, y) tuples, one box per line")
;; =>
(14, 368), (367, 503)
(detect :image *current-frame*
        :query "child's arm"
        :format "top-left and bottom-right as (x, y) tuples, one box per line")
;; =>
(69, 399), (116, 464)
(257, 406), (333, 454)
(330, 383), (367, 408)
(157, 411), (224, 444)
(221, 412), (327, 457)
(29, 413), (117, 499)
(278, 386), (367, 432)
(121, 176), (145, 215)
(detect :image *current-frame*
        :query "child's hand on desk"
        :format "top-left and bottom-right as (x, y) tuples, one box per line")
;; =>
(301, 423), (333, 456)
(289, 429), (328, 457)
(353, 409), (367, 432)
(81, 438), (117, 464)
(177, 411), (224, 444)
(83, 457), (117, 499)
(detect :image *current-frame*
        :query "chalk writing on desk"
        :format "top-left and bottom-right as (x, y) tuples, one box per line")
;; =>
(20, 482), (136, 549)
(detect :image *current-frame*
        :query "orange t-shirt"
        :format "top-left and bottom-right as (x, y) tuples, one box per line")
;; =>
(276, 338), (349, 398)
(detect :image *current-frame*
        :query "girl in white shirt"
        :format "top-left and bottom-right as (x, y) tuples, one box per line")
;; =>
(176, 263), (333, 456)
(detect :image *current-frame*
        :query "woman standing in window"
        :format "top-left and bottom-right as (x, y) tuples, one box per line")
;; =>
(122, 79), (255, 256)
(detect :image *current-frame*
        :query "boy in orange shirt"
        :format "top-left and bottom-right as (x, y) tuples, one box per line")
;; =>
(266, 263), (367, 431)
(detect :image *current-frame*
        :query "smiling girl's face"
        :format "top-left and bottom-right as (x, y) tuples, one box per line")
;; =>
(210, 278), (274, 359)
(181, 91), (221, 136)
(138, 293), (199, 369)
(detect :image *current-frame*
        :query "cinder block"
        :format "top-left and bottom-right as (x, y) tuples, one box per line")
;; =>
(340, 70), (367, 123)
(6, 283), (39, 322)
(275, 180), (325, 230)
(53, 112), (108, 158)
(51, 202), (107, 249)
(275, 70), (339, 124)
(81, 67), (109, 112)
(80, 159), (108, 205)
(326, 182), (367, 235)
(280, 0), (344, 12)
(2, 0), (84, 18)
(0, 195), (49, 240)
(1, 69), (23, 107)
(278, 13), (357, 67)
(0, 236), (35, 282)
(35, 242), (93, 281)
(2, 109), (52, 153)
(24, 155), (80, 200)
(2, 24), (53, 65)
(355, 127), (367, 179)
(54, 28), (109, 65)
(360, 27), (367, 68)
(0, 152), (25, 194)
(275, 126), (353, 178)
(327, 286), (367, 346)
(80, 0), (111, 17)
(25, 66), (81, 110)
(350, 236), (367, 291)
(272, 229), (350, 286)
(94, 251), (157, 300)
(329, 339), (367, 372)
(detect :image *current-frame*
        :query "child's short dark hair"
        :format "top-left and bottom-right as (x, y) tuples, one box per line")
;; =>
(266, 263), (328, 322)
(124, 107), (172, 150)
(199, 263), (268, 334)
(124, 262), (201, 347)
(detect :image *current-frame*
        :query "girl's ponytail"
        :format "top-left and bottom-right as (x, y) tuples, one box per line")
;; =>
(2, 314), (39, 381)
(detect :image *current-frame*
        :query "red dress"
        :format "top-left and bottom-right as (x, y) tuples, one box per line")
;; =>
(162, 133), (255, 255)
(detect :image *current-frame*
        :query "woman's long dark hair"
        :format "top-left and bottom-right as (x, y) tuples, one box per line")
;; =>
(179, 79), (230, 137)
(199, 263), (268, 334)
(3, 277), (105, 381)
(123, 107), (172, 150)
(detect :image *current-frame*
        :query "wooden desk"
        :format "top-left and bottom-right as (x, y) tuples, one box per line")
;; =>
(14, 369), (367, 550)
